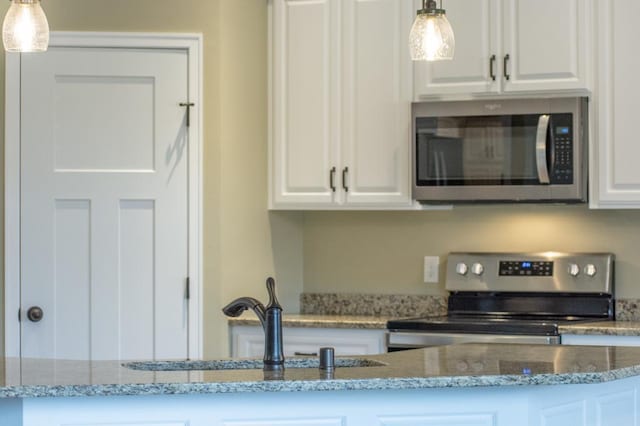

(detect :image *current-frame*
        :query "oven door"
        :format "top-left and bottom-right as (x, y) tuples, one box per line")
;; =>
(387, 331), (560, 352)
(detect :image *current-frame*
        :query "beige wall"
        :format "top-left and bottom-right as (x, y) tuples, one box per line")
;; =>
(303, 205), (640, 299)
(1, 0), (304, 358)
(4, 0), (640, 360)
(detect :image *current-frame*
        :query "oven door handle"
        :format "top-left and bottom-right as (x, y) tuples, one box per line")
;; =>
(535, 114), (551, 184)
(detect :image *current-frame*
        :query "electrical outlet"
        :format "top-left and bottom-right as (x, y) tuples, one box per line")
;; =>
(423, 256), (439, 283)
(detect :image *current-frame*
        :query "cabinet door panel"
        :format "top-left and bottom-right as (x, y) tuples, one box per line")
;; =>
(502, 0), (590, 92)
(591, 0), (640, 207)
(271, 0), (337, 207)
(414, 0), (498, 97)
(341, 0), (412, 206)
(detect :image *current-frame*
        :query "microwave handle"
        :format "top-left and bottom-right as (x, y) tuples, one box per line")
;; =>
(535, 114), (551, 184)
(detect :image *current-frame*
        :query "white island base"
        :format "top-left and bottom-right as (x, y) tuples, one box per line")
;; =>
(2, 375), (638, 426)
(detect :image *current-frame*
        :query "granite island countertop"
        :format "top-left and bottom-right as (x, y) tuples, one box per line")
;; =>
(559, 320), (640, 336)
(228, 314), (393, 329)
(230, 315), (640, 336)
(3, 343), (640, 398)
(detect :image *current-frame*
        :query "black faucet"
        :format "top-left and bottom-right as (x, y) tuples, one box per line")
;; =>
(222, 277), (284, 371)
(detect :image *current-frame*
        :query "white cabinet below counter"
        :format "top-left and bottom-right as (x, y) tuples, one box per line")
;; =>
(229, 325), (387, 358)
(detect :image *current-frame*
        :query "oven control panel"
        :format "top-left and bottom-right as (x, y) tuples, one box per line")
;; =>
(499, 261), (553, 276)
(446, 252), (614, 294)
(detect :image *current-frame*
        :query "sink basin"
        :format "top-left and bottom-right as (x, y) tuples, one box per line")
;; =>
(123, 357), (386, 371)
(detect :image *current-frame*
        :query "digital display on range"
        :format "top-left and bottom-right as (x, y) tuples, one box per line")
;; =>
(499, 261), (553, 276)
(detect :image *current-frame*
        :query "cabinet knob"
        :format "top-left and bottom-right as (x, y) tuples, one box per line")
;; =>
(26, 306), (44, 322)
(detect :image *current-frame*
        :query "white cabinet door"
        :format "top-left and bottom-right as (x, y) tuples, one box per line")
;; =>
(269, 0), (413, 209)
(414, 0), (499, 98)
(230, 325), (387, 357)
(270, 0), (338, 207)
(414, 0), (592, 99)
(502, 0), (591, 93)
(590, 0), (640, 208)
(340, 0), (412, 206)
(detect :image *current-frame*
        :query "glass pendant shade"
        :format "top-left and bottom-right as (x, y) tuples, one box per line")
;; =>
(2, 0), (49, 52)
(409, 7), (455, 61)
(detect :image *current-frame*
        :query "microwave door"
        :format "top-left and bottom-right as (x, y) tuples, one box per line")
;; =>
(535, 114), (551, 184)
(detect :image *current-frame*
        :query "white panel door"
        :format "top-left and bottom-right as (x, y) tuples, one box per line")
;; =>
(414, 0), (499, 98)
(502, 0), (590, 93)
(340, 0), (412, 206)
(591, 0), (640, 207)
(270, 0), (339, 207)
(20, 46), (189, 360)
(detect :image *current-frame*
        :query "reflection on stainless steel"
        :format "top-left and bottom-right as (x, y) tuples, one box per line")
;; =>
(445, 252), (614, 294)
(387, 252), (614, 352)
(438, 344), (614, 377)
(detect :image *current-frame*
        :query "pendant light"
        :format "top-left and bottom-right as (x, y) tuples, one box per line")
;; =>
(409, 0), (455, 61)
(2, 0), (49, 52)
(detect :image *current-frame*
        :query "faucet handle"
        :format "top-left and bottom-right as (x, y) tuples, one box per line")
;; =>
(266, 277), (282, 310)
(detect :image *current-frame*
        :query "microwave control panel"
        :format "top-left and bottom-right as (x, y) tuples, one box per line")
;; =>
(550, 114), (574, 184)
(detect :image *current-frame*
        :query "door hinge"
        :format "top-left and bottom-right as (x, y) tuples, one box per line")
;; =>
(179, 102), (195, 127)
(185, 277), (190, 300)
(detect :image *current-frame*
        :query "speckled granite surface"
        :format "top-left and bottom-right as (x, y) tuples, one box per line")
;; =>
(3, 344), (640, 398)
(300, 293), (447, 317)
(560, 321), (640, 336)
(616, 299), (640, 321)
(228, 314), (391, 329)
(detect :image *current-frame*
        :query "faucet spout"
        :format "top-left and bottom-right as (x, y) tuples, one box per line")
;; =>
(222, 277), (285, 371)
(222, 297), (266, 328)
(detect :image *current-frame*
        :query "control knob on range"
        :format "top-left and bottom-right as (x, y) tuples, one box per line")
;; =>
(471, 263), (484, 276)
(584, 264), (597, 277)
(455, 262), (469, 276)
(568, 263), (580, 277)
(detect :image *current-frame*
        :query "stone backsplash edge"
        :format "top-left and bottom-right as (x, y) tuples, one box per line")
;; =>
(300, 293), (447, 318)
(302, 294), (639, 321)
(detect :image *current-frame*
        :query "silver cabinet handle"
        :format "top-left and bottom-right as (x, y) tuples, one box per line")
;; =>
(535, 114), (551, 184)
(329, 167), (336, 192)
(342, 167), (349, 192)
(503, 54), (510, 81)
(489, 54), (496, 81)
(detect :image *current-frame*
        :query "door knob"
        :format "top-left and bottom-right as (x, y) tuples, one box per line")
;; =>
(26, 306), (44, 322)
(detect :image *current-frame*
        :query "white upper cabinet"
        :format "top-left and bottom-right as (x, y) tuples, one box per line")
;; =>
(270, 0), (413, 209)
(590, 0), (640, 208)
(415, 0), (592, 99)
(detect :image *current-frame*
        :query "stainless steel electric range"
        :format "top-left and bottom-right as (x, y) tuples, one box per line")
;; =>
(387, 252), (615, 351)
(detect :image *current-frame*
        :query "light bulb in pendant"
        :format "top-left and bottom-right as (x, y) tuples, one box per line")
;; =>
(3, 0), (49, 53)
(409, 0), (455, 61)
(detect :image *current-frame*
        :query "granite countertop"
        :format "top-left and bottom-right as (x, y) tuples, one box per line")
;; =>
(559, 321), (640, 336)
(3, 343), (640, 398)
(228, 314), (393, 329)
(230, 314), (640, 337)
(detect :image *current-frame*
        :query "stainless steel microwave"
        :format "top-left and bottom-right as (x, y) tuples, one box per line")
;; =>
(412, 97), (588, 203)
